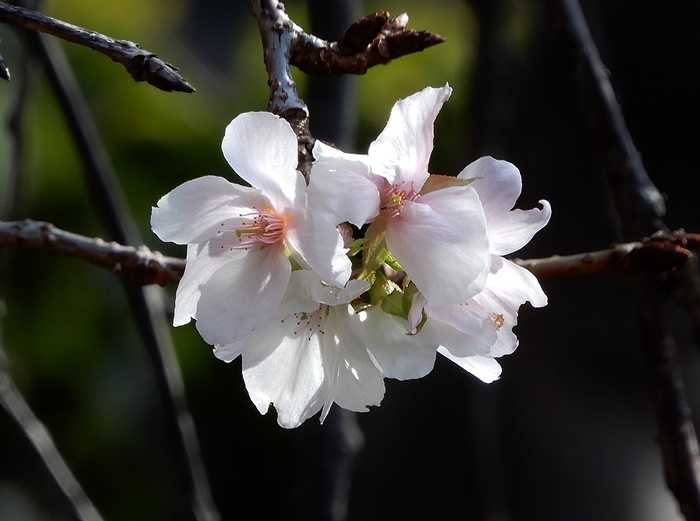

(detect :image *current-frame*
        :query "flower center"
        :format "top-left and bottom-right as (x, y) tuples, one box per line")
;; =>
(379, 183), (418, 217)
(282, 305), (330, 341)
(234, 208), (287, 247)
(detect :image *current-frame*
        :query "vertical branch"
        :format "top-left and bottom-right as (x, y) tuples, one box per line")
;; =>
(642, 290), (700, 520)
(4, 54), (32, 218)
(27, 32), (220, 521)
(286, 3), (364, 520)
(561, 1), (700, 519)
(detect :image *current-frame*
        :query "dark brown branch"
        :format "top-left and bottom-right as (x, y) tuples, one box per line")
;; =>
(30, 34), (218, 521)
(0, 1), (193, 92)
(291, 11), (444, 75)
(0, 345), (105, 521)
(3, 220), (700, 286)
(0, 220), (185, 284)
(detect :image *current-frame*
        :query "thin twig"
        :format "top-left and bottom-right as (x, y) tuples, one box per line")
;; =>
(29, 33), (219, 521)
(0, 343), (105, 521)
(2, 220), (699, 286)
(0, 48), (9, 80)
(0, 1), (193, 92)
(642, 289), (700, 520)
(291, 10), (445, 75)
(4, 49), (32, 218)
(561, 0), (665, 236)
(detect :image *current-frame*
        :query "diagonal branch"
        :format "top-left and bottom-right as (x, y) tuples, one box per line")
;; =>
(2, 220), (699, 286)
(0, 344), (105, 521)
(29, 33), (218, 521)
(0, 1), (193, 92)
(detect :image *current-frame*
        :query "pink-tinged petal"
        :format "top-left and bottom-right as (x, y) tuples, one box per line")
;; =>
(437, 349), (502, 383)
(222, 112), (303, 211)
(241, 319), (325, 429)
(174, 243), (246, 326)
(194, 244), (291, 345)
(458, 156), (521, 220)
(151, 175), (266, 245)
(386, 186), (489, 306)
(286, 210), (351, 287)
(472, 258), (547, 357)
(310, 141), (380, 227)
(319, 306), (385, 421)
(368, 85), (452, 190)
(488, 200), (552, 256)
(360, 308), (437, 381)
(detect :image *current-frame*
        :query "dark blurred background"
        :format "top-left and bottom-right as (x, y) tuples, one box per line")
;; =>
(1, 0), (699, 520)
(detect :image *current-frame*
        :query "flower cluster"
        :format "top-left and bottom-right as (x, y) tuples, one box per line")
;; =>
(151, 85), (551, 428)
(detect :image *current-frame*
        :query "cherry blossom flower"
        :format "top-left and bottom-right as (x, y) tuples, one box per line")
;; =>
(151, 112), (350, 346)
(310, 85), (490, 306)
(214, 271), (383, 428)
(410, 157), (551, 382)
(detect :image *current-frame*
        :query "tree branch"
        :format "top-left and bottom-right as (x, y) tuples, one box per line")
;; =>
(0, 1), (194, 92)
(0, 344), (105, 521)
(291, 11), (445, 75)
(3, 220), (699, 286)
(561, 0), (665, 235)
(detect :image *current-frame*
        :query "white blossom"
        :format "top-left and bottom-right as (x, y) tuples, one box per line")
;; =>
(151, 112), (350, 346)
(411, 157), (551, 382)
(215, 271), (383, 428)
(309, 85), (490, 306)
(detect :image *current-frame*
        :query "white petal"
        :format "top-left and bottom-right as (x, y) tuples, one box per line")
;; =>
(174, 243), (246, 326)
(310, 141), (380, 227)
(386, 186), (489, 306)
(319, 306), (385, 420)
(151, 175), (265, 245)
(241, 320), (324, 429)
(472, 258), (547, 357)
(488, 200), (552, 256)
(368, 85), (452, 189)
(458, 156), (521, 220)
(458, 157), (551, 255)
(221, 112), (303, 211)
(361, 308), (437, 381)
(438, 349), (502, 383)
(195, 244), (291, 345)
(423, 303), (497, 357)
(285, 209), (351, 287)
(280, 271), (369, 316)
(213, 342), (245, 363)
